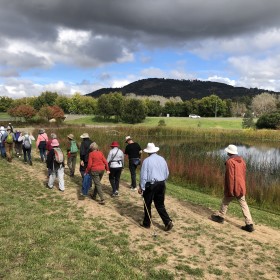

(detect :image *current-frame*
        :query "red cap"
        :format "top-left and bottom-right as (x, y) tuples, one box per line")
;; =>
(110, 141), (119, 147)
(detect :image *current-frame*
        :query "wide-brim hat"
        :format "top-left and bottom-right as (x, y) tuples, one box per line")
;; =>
(143, 143), (159, 153)
(125, 136), (132, 143)
(80, 133), (89, 139)
(51, 139), (60, 146)
(0, 126), (4, 130)
(225, 144), (238, 155)
(110, 141), (119, 147)
(67, 134), (74, 140)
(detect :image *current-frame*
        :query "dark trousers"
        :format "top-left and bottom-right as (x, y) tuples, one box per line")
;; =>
(22, 147), (32, 163)
(109, 167), (122, 193)
(129, 159), (138, 188)
(142, 181), (171, 227)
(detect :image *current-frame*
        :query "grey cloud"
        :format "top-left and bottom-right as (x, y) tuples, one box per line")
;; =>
(2, 1), (280, 42)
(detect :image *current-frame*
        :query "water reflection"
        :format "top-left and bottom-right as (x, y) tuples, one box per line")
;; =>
(215, 145), (280, 171)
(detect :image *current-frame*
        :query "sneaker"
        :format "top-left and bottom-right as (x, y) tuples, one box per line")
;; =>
(29, 161), (33, 166)
(90, 195), (97, 201)
(99, 200), (105, 205)
(241, 224), (254, 232)
(211, 214), (224, 224)
(139, 222), (150, 229)
(130, 187), (136, 191)
(58, 189), (64, 192)
(164, 221), (173, 231)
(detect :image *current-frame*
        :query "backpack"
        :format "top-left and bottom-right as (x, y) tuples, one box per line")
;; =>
(70, 140), (78, 153)
(23, 136), (31, 149)
(6, 133), (13, 144)
(53, 147), (64, 164)
(15, 132), (21, 142)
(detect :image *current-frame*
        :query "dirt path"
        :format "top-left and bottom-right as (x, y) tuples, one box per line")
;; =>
(11, 154), (280, 280)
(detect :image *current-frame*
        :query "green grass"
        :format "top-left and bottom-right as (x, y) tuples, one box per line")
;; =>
(65, 115), (244, 129)
(0, 159), (173, 280)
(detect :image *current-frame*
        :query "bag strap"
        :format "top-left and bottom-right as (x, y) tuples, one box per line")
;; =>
(110, 148), (119, 162)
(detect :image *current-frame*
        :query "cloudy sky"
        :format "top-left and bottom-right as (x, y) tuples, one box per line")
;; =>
(1, 0), (280, 98)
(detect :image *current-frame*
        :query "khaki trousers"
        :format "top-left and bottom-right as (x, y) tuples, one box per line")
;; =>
(218, 196), (253, 225)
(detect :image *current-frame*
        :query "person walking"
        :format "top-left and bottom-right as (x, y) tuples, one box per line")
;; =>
(3, 127), (14, 162)
(0, 126), (6, 158)
(211, 144), (255, 232)
(66, 134), (79, 177)
(36, 129), (48, 162)
(18, 131), (35, 165)
(107, 141), (124, 197)
(138, 143), (173, 231)
(46, 133), (58, 153)
(14, 130), (23, 158)
(85, 142), (109, 205)
(124, 136), (142, 191)
(79, 133), (93, 179)
(46, 139), (65, 192)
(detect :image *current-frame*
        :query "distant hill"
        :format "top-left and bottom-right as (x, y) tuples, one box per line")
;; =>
(86, 78), (279, 100)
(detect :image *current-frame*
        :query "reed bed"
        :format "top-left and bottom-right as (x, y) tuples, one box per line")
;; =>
(43, 126), (280, 212)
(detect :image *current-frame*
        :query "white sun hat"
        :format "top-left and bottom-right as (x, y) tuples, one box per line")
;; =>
(225, 144), (238, 155)
(143, 143), (160, 153)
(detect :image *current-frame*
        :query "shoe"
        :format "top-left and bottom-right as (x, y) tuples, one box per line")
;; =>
(164, 221), (173, 231)
(241, 224), (254, 232)
(29, 161), (32, 166)
(90, 195), (97, 200)
(24, 161), (27, 164)
(59, 189), (64, 192)
(139, 222), (150, 229)
(211, 214), (224, 224)
(99, 200), (105, 205)
(130, 187), (136, 191)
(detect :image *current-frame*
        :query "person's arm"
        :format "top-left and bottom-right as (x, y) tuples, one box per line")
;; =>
(226, 160), (235, 196)
(139, 159), (148, 191)
(102, 153), (110, 172)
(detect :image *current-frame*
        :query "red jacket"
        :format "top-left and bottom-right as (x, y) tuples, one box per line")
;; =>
(224, 155), (246, 197)
(86, 150), (109, 173)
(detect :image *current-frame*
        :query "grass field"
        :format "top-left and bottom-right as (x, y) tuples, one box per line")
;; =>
(64, 115), (245, 130)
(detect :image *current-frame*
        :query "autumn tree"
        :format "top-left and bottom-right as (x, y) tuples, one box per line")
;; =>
(38, 105), (64, 121)
(251, 92), (277, 117)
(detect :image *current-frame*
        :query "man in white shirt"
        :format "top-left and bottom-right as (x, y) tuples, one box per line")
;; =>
(138, 143), (173, 231)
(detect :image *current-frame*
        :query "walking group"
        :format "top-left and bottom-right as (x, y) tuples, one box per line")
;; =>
(0, 124), (255, 233)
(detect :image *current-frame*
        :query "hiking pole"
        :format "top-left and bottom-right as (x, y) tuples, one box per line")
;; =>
(142, 196), (157, 238)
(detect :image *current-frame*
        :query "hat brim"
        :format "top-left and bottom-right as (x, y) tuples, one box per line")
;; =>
(143, 147), (159, 153)
(125, 138), (131, 143)
(225, 148), (238, 155)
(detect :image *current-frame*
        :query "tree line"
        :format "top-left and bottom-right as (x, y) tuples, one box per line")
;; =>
(1, 91), (280, 127)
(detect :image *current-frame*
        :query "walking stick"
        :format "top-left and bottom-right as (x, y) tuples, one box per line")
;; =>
(142, 196), (157, 238)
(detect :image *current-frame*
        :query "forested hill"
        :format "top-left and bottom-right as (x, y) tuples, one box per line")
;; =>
(87, 78), (279, 100)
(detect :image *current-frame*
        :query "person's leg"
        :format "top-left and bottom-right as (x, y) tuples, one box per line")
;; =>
(109, 168), (116, 194)
(153, 182), (172, 226)
(39, 148), (44, 161)
(114, 168), (122, 192)
(237, 196), (254, 225)
(23, 146), (27, 162)
(57, 167), (65, 191)
(5, 143), (11, 162)
(48, 170), (56, 189)
(129, 160), (137, 188)
(217, 196), (235, 217)
(72, 154), (77, 176)
(27, 148), (32, 164)
(92, 171), (104, 201)
(142, 186), (154, 227)
(67, 154), (72, 173)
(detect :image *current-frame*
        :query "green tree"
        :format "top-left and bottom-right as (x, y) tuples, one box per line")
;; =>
(0, 96), (14, 112)
(97, 92), (124, 121)
(55, 95), (71, 113)
(197, 95), (226, 117)
(145, 99), (162, 116)
(68, 93), (96, 114)
(34, 91), (58, 110)
(242, 110), (255, 129)
(121, 99), (146, 124)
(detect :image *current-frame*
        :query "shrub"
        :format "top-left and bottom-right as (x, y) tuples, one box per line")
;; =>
(256, 111), (280, 129)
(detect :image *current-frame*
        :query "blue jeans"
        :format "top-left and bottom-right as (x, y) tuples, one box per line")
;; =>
(39, 148), (47, 162)
(0, 143), (6, 157)
(129, 159), (139, 188)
